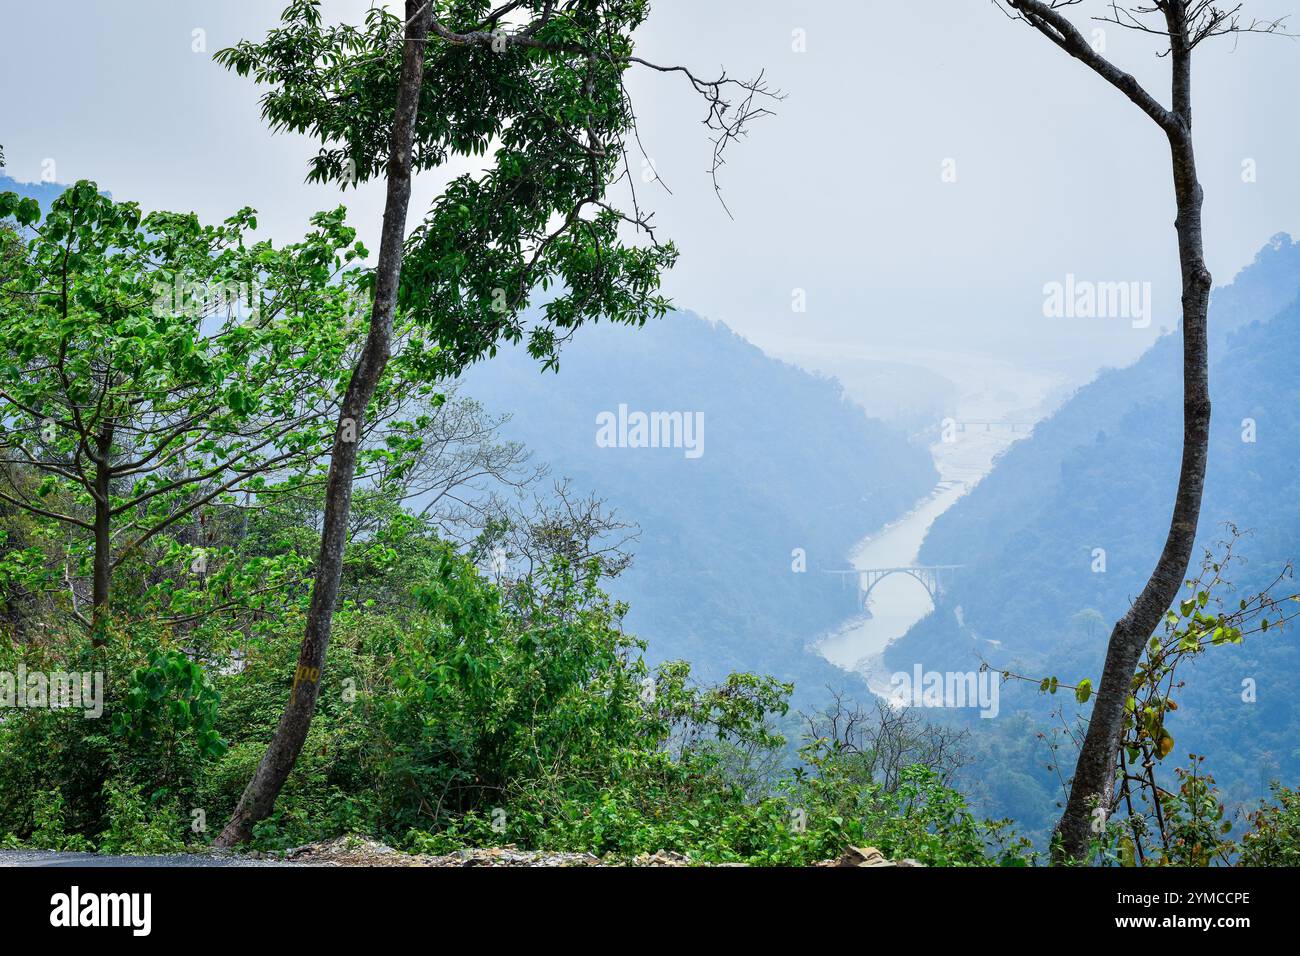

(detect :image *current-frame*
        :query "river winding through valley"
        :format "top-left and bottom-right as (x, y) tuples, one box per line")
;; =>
(811, 351), (1064, 696)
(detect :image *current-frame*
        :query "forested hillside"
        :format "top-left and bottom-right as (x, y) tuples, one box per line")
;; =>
(460, 310), (937, 699)
(887, 234), (1300, 839)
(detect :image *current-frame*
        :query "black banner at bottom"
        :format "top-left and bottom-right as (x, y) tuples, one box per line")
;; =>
(0, 863), (1282, 941)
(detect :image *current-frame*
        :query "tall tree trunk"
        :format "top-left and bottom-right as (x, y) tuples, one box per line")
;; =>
(214, 0), (431, 848)
(90, 424), (114, 647)
(1054, 36), (1212, 862)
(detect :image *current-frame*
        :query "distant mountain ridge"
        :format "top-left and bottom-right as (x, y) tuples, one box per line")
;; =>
(460, 310), (938, 700)
(0, 174), (89, 207)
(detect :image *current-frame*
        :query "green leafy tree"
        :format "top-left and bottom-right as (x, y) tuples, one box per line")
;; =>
(213, 0), (775, 845)
(997, 0), (1287, 862)
(0, 184), (370, 642)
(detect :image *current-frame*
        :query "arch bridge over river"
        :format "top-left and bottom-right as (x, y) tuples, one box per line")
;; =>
(825, 565), (963, 612)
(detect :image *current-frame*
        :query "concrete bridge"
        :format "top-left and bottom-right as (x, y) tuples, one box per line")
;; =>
(825, 565), (962, 611)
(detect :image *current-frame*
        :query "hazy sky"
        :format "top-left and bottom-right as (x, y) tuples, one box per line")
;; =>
(3, 0), (1297, 384)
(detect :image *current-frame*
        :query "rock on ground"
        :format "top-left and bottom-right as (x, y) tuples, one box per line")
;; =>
(271, 836), (922, 867)
(274, 836), (693, 867)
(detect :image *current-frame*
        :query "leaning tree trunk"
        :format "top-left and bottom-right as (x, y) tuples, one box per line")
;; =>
(214, 0), (431, 847)
(1054, 39), (1212, 862)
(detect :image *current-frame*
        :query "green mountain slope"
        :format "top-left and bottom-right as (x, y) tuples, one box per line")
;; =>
(460, 310), (938, 700)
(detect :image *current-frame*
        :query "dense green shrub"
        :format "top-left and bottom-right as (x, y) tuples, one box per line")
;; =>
(1238, 785), (1300, 866)
(96, 780), (187, 855)
(0, 539), (1037, 864)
